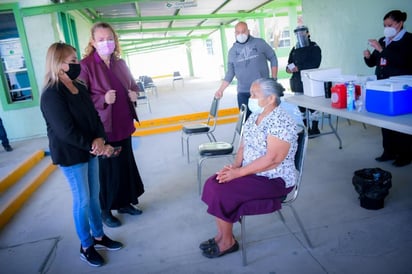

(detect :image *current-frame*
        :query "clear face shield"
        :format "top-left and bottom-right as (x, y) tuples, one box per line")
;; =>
(294, 28), (309, 48)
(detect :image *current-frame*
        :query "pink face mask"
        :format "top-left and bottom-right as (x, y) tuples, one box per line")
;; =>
(95, 40), (115, 56)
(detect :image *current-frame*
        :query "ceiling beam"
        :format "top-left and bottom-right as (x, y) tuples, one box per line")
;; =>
(122, 39), (188, 50)
(20, 0), (161, 16)
(124, 40), (186, 54)
(96, 12), (272, 24)
(116, 25), (222, 35)
(134, 2), (141, 18)
(120, 35), (206, 44)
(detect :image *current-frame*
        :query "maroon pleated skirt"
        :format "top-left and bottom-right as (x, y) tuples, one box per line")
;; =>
(201, 174), (293, 223)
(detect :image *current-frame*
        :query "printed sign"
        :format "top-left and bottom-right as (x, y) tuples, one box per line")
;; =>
(165, 0), (197, 9)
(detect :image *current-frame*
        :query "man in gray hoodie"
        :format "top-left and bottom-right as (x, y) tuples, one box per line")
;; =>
(215, 21), (278, 119)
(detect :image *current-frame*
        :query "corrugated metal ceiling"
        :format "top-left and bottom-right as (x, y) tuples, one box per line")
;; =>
(27, 0), (299, 52)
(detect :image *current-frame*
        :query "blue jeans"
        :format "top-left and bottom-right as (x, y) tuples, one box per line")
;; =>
(237, 92), (251, 120)
(60, 156), (104, 248)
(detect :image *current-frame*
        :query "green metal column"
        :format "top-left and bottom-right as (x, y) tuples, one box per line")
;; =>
(258, 18), (266, 40)
(219, 23), (228, 73)
(288, 5), (298, 46)
(186, 42), (194, 77)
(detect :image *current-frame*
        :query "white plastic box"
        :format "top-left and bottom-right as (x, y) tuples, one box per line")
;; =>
(300, 68), (342, 97)
(389, 75), (412, 82)
(365, 78), (412, 116)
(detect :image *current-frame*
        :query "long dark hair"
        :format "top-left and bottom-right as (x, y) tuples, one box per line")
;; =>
(384, 10), (407, 28)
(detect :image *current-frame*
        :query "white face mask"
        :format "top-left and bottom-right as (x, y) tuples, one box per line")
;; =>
(236, 34), (249, 44)
(248, 98), (264, 114)
(384, 27), (397, 38)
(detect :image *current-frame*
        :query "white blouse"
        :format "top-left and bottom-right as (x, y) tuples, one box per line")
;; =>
(242, 106), (299, 187)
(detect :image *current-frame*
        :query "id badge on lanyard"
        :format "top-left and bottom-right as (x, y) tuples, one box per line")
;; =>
(380, 57), (387, 66)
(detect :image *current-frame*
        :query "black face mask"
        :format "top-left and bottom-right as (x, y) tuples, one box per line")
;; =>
(65, 63), (81, 80)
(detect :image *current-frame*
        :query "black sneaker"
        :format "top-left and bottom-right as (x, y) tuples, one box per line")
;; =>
(94, 235), (123, 251)
(117, 204), (143, 215)
(101, 211), (121, 227)
(3, 145), (12, 152)
(80, 245), (104, 267)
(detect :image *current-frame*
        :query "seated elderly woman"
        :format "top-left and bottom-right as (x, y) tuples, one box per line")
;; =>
(200, 78), (299, 258)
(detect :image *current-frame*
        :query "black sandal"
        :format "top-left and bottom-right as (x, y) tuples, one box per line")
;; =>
(202, 240), (239, 258)
(199, 238), (216, 250)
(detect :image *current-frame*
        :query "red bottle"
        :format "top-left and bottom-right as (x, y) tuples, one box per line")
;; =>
(355, 84), (361, 100)
(331, 84), (347, 108)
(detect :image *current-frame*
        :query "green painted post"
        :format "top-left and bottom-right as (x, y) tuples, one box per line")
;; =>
(186, 42), (194, 77)
(289, 5), (298, 46)
(258, 18), (266, 40)
(219, 24), (228, 74)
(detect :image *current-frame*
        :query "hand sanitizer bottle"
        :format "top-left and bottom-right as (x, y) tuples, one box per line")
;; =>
(347, 81), (355, 111)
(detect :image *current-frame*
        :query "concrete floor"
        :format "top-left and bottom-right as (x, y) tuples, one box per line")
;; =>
(0, 78), (411, 274)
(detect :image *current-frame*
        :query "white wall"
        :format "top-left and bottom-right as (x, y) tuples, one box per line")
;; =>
(302, 0), (412, 75)
(0, 12), (58, 141)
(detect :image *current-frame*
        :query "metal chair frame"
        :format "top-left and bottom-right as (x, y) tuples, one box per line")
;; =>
(196, 104), (247, 194)
(239, 124), (312, 266)
(139, 75), (158, 97)
(181, 97), (219, 163)
(136, 81), (151, 113)
(172, 71), (184, 87)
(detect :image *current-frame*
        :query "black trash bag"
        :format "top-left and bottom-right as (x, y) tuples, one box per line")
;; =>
(352, 168), (392, 210)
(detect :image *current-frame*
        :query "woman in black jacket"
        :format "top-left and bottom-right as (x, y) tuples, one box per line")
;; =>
(363, 10), (412, 167)
(40, 42), (123, 267)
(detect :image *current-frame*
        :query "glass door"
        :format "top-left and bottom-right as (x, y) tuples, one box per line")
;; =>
(0, 10), (33, 104)
(0, 37), (32, 102)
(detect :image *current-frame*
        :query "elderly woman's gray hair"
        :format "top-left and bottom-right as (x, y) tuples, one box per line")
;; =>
(252, 78), (285, 105)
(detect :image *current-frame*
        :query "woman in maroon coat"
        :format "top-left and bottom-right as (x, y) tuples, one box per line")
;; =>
(79, 22), (145, 227)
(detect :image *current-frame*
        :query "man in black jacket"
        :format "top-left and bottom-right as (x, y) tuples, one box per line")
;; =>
(286, 25), (322, 136)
